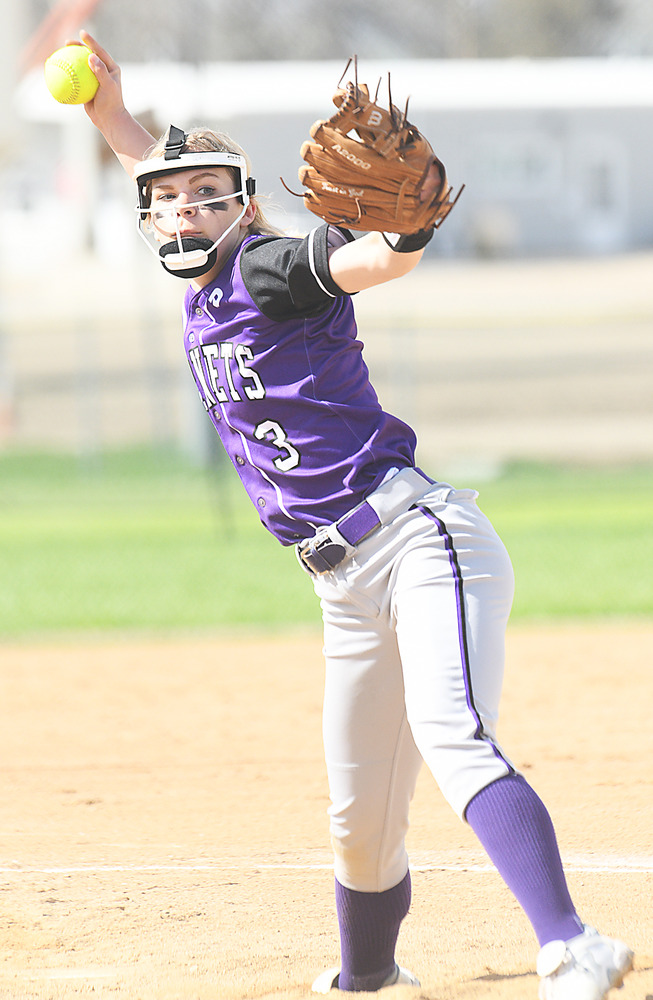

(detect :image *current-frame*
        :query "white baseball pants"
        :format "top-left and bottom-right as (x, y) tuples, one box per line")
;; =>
(311, 481), (516, 892)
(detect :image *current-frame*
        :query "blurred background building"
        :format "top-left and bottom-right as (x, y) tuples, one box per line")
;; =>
(9, 0), (653, 257)
(1, 0), (652, 467)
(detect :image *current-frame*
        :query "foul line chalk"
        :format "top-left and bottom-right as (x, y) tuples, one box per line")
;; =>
(0, 853), (651, 876)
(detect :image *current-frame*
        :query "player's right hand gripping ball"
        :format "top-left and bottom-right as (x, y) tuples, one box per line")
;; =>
(297, 65), (462, 234)
(44, 44), (99, 105)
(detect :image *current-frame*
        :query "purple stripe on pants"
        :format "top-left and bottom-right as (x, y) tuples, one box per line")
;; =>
(414, 503), (515, 772)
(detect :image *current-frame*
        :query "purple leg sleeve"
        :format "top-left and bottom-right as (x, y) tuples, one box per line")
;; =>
(336, 871), (411, 992)
(465, 773), (584, 946)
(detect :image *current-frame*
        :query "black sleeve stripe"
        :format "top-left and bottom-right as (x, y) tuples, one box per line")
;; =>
(240, 225), (354, 322)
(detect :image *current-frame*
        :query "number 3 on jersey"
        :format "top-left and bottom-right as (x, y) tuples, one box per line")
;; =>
(254, 419), (301, 471)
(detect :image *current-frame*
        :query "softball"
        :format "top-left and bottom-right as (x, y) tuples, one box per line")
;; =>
(44, 44), (99, 105)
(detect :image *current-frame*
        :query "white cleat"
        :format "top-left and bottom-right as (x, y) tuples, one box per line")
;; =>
(312, 964), (420, 993)
(537, 924), (634, 1000)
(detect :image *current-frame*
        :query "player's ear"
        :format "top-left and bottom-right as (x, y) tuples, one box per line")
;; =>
(241, 199), (257, 228)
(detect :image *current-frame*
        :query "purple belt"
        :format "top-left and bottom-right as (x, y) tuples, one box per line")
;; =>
(297, 468), (433, 576)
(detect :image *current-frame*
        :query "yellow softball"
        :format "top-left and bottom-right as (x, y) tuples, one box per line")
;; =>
(44, 44), (99, 105)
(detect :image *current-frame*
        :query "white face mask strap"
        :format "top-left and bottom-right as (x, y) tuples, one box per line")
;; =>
(167, 201), (249, 260)
(206, 202), (250, 254)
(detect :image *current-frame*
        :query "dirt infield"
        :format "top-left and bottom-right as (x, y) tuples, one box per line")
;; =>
(0, 624), (651, 999)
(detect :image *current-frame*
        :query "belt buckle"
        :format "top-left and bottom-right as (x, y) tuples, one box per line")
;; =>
(298, 531), (347, 575)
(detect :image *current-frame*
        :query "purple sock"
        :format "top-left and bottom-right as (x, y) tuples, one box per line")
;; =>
(465, 773), (584, 946)
(335, 871), (411, 991)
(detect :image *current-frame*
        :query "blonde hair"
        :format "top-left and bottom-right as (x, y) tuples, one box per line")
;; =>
(144, 127), (283, 237)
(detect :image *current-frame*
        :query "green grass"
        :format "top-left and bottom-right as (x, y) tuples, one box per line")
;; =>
(1, 449), (652, 639)
(0, 448), (317, 638)
(476, 462), (653, 619)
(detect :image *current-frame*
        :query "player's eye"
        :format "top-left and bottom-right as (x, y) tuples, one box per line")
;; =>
(196, 187), (231, 210)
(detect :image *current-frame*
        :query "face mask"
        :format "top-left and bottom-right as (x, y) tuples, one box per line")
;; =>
(133, 126), (256, 278)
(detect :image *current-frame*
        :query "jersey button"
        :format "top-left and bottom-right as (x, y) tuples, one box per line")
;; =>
(195, 307), (202, 316)
(236, 456), (245, 465)
(257, 498), (266, 507)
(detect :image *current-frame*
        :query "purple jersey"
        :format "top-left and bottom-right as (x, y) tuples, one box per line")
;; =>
(182, 224), (417, 544)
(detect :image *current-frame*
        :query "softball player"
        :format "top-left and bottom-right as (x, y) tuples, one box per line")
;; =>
(79, 31), (633, 998)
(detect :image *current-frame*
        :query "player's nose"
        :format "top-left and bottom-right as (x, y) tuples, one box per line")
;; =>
(175, 192), (197, 216)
